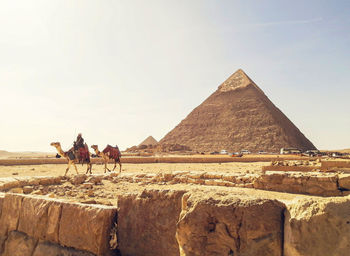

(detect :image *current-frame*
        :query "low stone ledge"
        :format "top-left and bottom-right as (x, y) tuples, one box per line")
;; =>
(253, 172), (342, 196)
(0, 176), (63, 192)
(321, 160), (350, 170)
(262, 165), (317, 172)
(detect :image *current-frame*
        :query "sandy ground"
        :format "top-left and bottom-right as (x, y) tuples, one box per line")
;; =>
(0, 162), (315, 204)
(0, 161), (331, 211)
(0, 162), (270, 178)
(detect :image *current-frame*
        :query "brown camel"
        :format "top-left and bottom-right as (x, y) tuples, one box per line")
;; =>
(91, 144), (122, 173)
(50, 142), (92, 176)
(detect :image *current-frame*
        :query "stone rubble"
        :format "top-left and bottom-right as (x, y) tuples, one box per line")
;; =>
(1, 169), (350, 256)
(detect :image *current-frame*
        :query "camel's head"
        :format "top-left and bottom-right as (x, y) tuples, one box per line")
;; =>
(91, 145), (98, 150)
(50, 142), (61, 148)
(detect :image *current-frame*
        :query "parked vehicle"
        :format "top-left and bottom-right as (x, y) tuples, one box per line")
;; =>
(303, 150), (321, 157)
(220, 150), (228, 155)
(258, 151), (268, 154)
(240, 149), (251, 154)
(280, 148), (302, 155)
(332, 152), (343, 158)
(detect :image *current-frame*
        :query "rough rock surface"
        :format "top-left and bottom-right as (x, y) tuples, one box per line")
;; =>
(33, 241), (95, 256)
(0, 176), (62, 192)
(0, 193), (3, 218)
(176, 192), (285, 256)
(2, 231), (37, 256)
(1, 231), (95, 256)
(18, 196), (62, 243)
(59, 202), (117, 256)
(117, 189), (186, 256)
(0, 193), (118, 256)
(2, 172), (350, 256)
(284, 197), (350, 256)
(160, 69), (316, 152)
(253, 171), (343, 196)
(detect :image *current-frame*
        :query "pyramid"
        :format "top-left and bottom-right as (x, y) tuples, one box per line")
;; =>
(160, 69), (316, 152)
(139, 136), (158, 147)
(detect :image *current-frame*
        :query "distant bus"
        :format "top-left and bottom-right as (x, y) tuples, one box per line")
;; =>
(280, 148), (302, 155)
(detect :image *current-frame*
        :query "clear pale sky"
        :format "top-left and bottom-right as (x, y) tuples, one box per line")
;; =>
(0, 0), (349, 152)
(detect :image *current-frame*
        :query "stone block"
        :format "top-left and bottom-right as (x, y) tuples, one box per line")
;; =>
(338, 174), (350, 190)
(17, 196), (62, 243)
(284, 197), (350, 256)
(0, 193), (23, 238)
(38, 176), (62, 186)
(117, 189), (186, 256)
(176, 193), (285, 256)
(59, 202), (117, 256)
(71, 174), (87, 185)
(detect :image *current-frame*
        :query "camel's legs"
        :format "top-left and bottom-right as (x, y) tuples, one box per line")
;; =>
(64, 161), (71, 176)
(86, 162), (92, 174)
(106, 157), (112, 172)
(104, 161), (108, 173)
(73, 162), (79, 175)
(112, 160), (117, 172)
(119, 161), (122, 173)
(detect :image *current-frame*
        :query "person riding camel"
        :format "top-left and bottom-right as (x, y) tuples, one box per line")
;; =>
(74, 133), (84, 150)
(73, 133), (85, 160)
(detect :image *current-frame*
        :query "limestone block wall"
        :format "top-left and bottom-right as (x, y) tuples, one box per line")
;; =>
(0, 193), (118, 256)
(253, 172), (350, 196)
(321, 160), (350, 170)
(1, 176), (350, 255)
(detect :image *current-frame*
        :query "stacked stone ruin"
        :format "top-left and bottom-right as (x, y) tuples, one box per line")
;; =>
(1, 168), (350, 256)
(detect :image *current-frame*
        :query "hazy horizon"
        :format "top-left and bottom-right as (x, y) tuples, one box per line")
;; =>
(1, 0), (349, 152)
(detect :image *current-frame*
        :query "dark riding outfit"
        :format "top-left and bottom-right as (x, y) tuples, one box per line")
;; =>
(73, 134), (85, 161)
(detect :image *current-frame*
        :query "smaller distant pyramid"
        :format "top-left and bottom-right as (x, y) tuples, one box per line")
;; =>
(139, 136), (158, 147)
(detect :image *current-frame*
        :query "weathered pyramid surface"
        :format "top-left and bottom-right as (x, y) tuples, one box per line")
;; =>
(160, 69), (316, 152)
(139, 136), (158, 147)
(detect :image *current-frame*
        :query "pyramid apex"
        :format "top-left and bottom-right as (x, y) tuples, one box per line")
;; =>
(218, 69), (255, 92)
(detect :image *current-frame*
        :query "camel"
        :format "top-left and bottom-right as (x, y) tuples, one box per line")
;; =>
(91, 144), (122, 173)
(50, 142), (92, 176)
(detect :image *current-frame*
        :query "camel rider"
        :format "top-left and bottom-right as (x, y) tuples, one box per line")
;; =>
(73, 133), (85, 159)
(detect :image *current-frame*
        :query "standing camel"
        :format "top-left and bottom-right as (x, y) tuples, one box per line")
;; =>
(91, 144), (122, 173)
(50, 142), (92, 176)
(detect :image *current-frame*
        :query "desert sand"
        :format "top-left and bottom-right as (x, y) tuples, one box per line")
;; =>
(0, 161), (268, 178)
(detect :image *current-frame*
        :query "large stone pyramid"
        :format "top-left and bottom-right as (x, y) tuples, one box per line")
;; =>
(160, 69), (316, 152)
